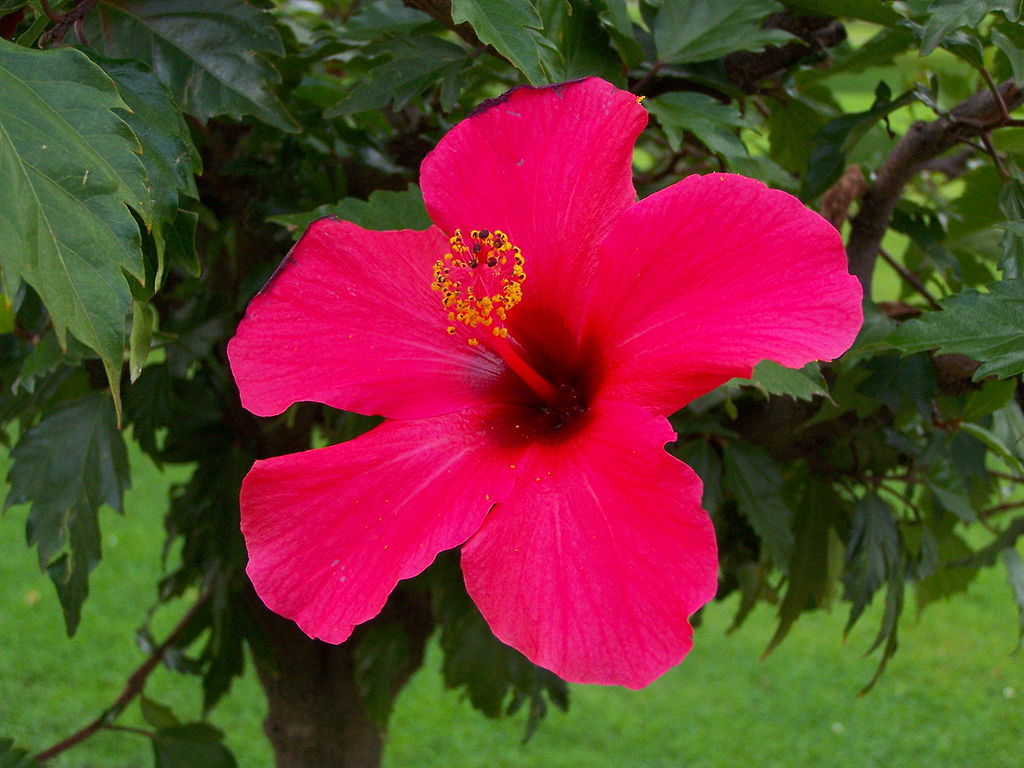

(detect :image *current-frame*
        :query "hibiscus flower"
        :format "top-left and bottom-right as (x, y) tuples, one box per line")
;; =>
(228, 78), (862, 688)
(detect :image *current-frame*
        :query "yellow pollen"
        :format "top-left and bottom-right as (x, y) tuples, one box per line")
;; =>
(431, 228), (525, 344)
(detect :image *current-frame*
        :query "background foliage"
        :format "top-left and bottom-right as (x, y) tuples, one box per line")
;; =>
(1, 0), (1023, 765)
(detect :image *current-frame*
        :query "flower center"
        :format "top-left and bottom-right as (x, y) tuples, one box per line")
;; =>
(431, 229), (573, 411)
(431, 228), (525, 344)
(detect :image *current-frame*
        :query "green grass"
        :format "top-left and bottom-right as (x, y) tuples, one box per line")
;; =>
(2, 451), (1022, 767)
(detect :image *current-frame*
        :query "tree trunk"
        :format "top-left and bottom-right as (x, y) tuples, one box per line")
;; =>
(253, 607), (383, 768)
(250, 588), (433, 768)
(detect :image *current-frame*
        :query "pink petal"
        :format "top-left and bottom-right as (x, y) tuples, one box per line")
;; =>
(420, 78), (647, 343)
(461, 400), (718, 688)
(228, 219), (513, 419)
(586, 173), (863, 413)
(241, 407), (526, 644)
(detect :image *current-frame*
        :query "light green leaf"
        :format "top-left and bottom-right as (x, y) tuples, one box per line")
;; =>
(269, 184), (432, 235)
(0, 40), (149, 409)
(733, 360), (831, 402)
(888, 279), (1024, 379)
(646, 92), (751, 161)
(141, 697), (182, 731)
(451, 0), (550, 84)
(4, 392), (130, 634)
(654, 0), (793, 65)
(85, 0), (299, 132)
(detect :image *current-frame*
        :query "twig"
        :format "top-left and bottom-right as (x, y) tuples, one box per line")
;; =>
(846, 80), (1024, 294)
(878, 248), (943, 310)
(34, 590), (210, 763)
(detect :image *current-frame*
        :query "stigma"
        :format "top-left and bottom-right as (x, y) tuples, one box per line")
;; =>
(431, 228), (525, 345)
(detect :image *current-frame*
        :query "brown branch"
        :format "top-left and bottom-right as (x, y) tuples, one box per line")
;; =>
(846, 80), (1024, 294)
(878, 247), (942, 310)
(34, 590), (210, 763)
(38, 0), (99, 48)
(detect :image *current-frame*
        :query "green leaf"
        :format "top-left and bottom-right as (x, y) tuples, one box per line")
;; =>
(4, 392), (130, 634)
(998, 170), (1024, 278)
(0, 40), (149, 412)
(324, 37), (469, 117)
(86, 0), (299, 132)
(733, 360), (830, 402)
(723, 441), (794, 570)
(919, 0), (1021, 56)
(0, 738), (37, 768)
(1002, 547), (1024, 650)
(842, 493), (900, 634)
(766, 477), (843, 654)
(646, 92), (751, 161)
(269, 184), (431, 235)
(152, 723), (238, 768)
(915, 531), (978, 614)
(96, 57), (201, 255)
(992, 26), (1024, 85)
(129, 300), (155, 382)
(450, 0), (550, 85)
(781, 0), (900, 25)
(140, 697), (182, 730)
(802, 81), (916, 199)
(431, 553), (567, 735)
(354, 621), (414, 726)
(888, 279), (1024, 380)
(654, 0), (793, 65)
(539, 0), (623, 83)
(960, 422), (1024, 474)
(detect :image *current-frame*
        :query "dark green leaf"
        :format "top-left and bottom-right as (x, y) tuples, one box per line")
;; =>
(919, 0), (1021, 56)
(993, 26), (1024, 86)
(0, 41), (149, 404)
(432, 553), (567, 733)
(722, 441), (794, 570)
(129, 300), (155, 382)
(152, 723), (238, 768)
(140, 697), (182, 730)
(270, 184), (431, 235)
(915, 531), (978, 614)
(781, 0), (900, 25)
(0, 738), (36, 768)
(1002, 547), (1024, 649)
(4, 392), (129, 634)
(802, 81), (916, 199)
(540, 0), (623, 83)
(450, 0), (550, 84)
(654, 0), (792, 65)
(675, 439), (723, 514)
(96, 58), (201, 256)
(86, 0), (298, 131)
(324, 37), (469, 117)
(354, 621), (413, 726)
(860, 557), (905, 694)
(842, 493), (900, 633)
(998, 171), (1024, 278)
(646, 92), (750, 161)
(888, 279), (1024, 379)
(766, 477), (843, 654)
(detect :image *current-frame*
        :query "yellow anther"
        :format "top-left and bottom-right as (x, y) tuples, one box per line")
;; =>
(431, 228), (526, 346)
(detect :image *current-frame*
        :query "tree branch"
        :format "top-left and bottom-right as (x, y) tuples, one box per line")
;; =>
(846, 80), (1024, 294)
(34, 590), (210, 763)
